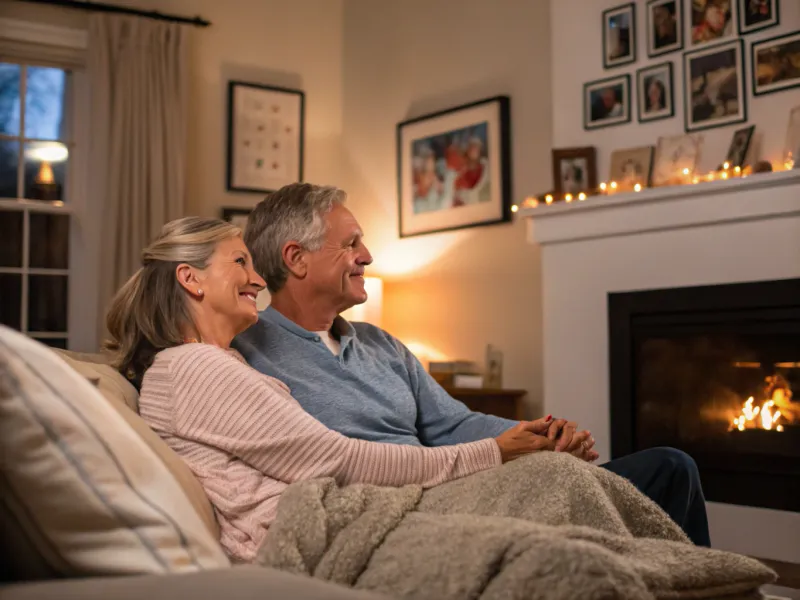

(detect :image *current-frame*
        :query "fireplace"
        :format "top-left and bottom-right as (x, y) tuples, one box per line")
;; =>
(609, 278), (800, 512)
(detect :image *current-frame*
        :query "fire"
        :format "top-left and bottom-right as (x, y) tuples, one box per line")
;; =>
(731, 397), (784, 432)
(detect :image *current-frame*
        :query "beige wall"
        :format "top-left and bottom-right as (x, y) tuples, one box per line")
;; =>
(341, 0), (550, 416)
(3, 0), (345, 217)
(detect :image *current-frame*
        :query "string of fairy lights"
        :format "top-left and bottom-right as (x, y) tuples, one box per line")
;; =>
(511, 155), (796, 214)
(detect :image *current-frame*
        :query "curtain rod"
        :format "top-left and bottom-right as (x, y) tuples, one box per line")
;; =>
(17, 0), (211, 27)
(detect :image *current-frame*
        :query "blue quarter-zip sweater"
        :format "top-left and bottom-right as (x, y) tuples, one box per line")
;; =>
(232, 307), (515, 446)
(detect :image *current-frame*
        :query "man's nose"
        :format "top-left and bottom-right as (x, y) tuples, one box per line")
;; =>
(358, 244), (373, 266)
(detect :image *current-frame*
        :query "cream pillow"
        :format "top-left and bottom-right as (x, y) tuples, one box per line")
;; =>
(0, 326), (230, 576)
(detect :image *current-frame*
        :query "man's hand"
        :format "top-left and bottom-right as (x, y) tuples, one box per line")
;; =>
(494, 417), (556, 463)
(546, 418), (599, 462)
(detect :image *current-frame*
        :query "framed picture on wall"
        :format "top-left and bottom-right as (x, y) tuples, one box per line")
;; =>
(724, 124), (755, 167)
(584, 74), (631, 130)
(751, 31), (800, 97)
(637, 62), (674, 123)
(784, 105), (800, 167)
(551, 147), (597, 195)
(690, 0), (736, 46)
(647, 0), (683, 57)
(603, 3), (637, 68)
(226, 81), (305, 194)
(609, 146), (655, 190)
(737, 0), (779, 35)
(651, 133), (704, 186)
(683, 39), (747, 132)
(396, 96), (512, 238)
(221, 207), (252, 230)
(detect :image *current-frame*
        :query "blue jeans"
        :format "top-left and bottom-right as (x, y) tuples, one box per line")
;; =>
(601, 447), (711, 547)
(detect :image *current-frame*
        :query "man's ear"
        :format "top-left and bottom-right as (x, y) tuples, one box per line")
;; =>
(282, 241), (308, 279)
(176, 264), (204, 298)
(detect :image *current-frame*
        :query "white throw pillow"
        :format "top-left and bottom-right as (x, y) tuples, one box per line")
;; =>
(0, 326), (230, 576)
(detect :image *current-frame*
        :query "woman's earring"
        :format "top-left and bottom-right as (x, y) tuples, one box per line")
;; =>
(197, 289), (204, 296)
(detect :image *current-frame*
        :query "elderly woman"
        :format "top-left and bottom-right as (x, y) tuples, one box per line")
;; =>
(104, 217), (567, 563)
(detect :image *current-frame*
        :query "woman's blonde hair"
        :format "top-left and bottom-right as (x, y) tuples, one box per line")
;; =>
(104, 216), (241, 386)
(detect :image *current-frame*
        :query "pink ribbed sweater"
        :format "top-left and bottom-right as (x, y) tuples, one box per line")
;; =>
(138, 343), (502, 562)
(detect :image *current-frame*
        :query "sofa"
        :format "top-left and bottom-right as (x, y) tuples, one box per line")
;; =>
(0, 326), (386, 600)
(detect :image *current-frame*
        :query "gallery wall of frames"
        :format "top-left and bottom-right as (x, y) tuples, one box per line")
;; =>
(547, 0), (799, 201)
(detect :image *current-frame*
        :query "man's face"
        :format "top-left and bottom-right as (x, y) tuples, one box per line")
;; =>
(305, 203), (373, 313)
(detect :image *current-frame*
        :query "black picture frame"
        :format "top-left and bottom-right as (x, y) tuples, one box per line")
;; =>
(226, 81), (305, 194)
(396, 96), (512, 239)
(603, 3), (637, 69)
(751, 30), (800, 97)
(737, 0), (779, 35)
(646, 0), (684, 58)
(221, 207), (253, 230)
(683, 39), (747, 133)
(584, 74), (632, 130)
(637, 62), (675, 123)
(724, 124), (755, 167)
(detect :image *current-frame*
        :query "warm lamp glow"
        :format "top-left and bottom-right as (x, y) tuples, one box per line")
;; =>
(723, 162), (730, 170)
(545, 194), (554, 204)
(565, 193), (573, 202)
(341, 277), (383, 327)
(35, 162), (55, 184)
(610, 181), (618, 190)
(511, 204), (519, 213)
(25, 143), (68, 163)
(633, 183), (642, 192)
(682, 168), (690, 176)
(404, 340), (449, 371)
(599, 182), (607, 191)
(578, 192), (586, 201)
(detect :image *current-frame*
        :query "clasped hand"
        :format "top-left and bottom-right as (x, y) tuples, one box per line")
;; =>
(494, 416), (599, 464)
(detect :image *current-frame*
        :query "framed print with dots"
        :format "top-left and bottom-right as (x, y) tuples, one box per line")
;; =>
(226, 81), (305, 193)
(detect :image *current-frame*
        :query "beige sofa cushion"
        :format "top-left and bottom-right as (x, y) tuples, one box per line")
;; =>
(54, 350), (220, 540)
(0, 326), (230, 577)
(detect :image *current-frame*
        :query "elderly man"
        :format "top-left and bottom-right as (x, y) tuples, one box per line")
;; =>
(233, 182), (710, 547)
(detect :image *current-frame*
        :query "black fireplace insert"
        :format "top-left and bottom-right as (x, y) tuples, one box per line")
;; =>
(609, 278), (800, 512)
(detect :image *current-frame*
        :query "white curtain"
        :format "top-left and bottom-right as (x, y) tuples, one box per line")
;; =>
(87, 14), (187, 343)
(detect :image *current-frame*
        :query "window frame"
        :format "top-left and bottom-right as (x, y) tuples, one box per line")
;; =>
(0, 18), (95, 351)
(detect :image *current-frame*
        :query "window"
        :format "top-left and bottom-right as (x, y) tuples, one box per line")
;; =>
(0, 61), (74, 349)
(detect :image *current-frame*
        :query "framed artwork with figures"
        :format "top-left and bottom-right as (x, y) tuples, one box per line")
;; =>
(584, 74), (631, 130)
(651, 133), (704, 187)
(725, 125), (754, 167)
(397, 96), (512, 238)
(637, 62), (674, 123)
(752, 31), (800, 97)
(609, 146), (655, 190)
(737, 0), (779, 35)
(603, 3), (636, 68)
(647, 0), (683, 57)
(226, 81), (305, 194)
(691, 0), (736, 47)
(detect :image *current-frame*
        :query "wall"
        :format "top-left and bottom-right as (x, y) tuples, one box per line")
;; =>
(551, 0), (800, 180)
(341, 0), (551, 416)
(3, 0), (345, 218)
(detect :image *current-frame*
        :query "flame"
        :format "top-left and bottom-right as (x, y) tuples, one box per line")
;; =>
(36, 162), (54, 184)
(731, 396), (785, 432)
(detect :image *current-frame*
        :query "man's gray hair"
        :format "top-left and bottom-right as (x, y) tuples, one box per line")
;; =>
(244, 182), (347, 293)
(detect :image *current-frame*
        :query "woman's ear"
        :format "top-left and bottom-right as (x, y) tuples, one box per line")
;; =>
(176, 264), (204, 299)
(282, 241), (308, 279)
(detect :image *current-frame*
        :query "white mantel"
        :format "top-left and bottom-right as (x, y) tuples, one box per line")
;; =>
(524, 170), (800, 562)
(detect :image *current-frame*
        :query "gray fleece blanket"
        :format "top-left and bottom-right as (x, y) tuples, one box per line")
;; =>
(256, 452), (775, 599)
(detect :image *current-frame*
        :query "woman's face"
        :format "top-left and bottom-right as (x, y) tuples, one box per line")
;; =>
(648, 81), (663, 106)
(706, 5), (726, 31)
(194, 236), (265, 334)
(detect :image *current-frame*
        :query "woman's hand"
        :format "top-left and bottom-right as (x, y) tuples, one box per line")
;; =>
(494, 417), (555, 463)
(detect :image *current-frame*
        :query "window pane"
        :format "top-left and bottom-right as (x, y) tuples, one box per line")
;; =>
(0, 139), (19, 199)
(0, 210), (23, 268)
(31, 337), (67, 350)
(29, 213), (69, 269)
(28, 274), (67, 332)
(24, 141), (67, 201)
(0, 63), (21, 136)
(0, 273), (22, 329)
(25, 66), (69, 141)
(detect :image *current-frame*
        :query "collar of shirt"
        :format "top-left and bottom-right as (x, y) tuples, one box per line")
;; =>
(262, 306), (357, 351)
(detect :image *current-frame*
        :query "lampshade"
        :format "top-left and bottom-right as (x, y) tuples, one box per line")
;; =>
(341, 277), (383, 327)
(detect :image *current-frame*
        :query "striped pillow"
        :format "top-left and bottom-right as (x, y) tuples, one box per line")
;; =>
(0, 326), (230, 577)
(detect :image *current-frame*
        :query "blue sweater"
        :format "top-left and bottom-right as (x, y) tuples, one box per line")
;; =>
(232, 307), (516, 446)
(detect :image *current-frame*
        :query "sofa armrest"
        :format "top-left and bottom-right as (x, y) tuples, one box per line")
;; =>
(0, 566), (388, 600)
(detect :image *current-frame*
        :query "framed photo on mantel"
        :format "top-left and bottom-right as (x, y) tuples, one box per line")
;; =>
(226, 81), (305, 194)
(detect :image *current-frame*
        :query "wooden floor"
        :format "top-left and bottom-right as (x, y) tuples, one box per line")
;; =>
(753, 558), (800, 590)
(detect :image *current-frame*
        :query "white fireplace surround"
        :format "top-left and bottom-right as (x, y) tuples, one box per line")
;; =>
(522, 169), (800, 562)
